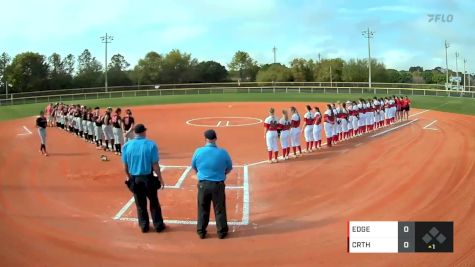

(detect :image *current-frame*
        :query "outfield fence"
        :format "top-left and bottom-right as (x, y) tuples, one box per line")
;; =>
(0, 83), (473, 106)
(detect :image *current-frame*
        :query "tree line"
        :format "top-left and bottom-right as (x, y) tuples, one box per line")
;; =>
(0, 49), (463, 94)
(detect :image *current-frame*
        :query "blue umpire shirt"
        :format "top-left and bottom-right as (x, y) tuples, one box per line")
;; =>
(191, 143), (233, 182)
(122, 136), (159, 176)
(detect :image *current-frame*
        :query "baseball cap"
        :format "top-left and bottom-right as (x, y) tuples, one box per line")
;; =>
(204, 129), (217, 140)
(134, 124), (147, 134)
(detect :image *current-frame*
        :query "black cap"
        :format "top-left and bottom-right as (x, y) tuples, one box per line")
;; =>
(134, 124), (147, 134)
(204, 129), (217, 140)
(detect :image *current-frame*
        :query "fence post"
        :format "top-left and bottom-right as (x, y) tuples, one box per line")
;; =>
(311, 88), (314, 93)
(286, 88), (288, 93)
(261, 87), (263, 93)
(424, 90), (426, 96)
(337, 88), (339, 94)
(299, 88), (301, 93)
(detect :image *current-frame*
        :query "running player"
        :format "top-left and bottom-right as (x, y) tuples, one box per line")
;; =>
(312, 106), (322, 149)
(264, 108), (279, 163)
(289, 106), (302, 157)
(324, 104), (335, 147)
(279, 109), (291, 160)
(123, 109), (135, 143)
(302, 105), (315, 152)
(36, 110), (48, 156)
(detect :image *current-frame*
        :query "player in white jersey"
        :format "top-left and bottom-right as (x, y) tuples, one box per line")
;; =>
(373, 97), (380, 129)
(378, 98), (385, 127)
(312, 106), (323, 149)
(332, 103), (340, 143)
(365, 101), (372, 132)
(323, 104), (336, 147)
(302, 105), (315, 152)
(279, 110), (292, 160)
(346, 101), (353, 138)
(289, 106), (302, 157)
(263, 108), (279, 163)
(340, 102), (349, 140)
(357, 100), (365, 135)
(351, 101), (359, 136)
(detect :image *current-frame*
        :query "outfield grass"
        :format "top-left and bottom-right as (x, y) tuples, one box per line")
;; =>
(0, 93), (473, 121)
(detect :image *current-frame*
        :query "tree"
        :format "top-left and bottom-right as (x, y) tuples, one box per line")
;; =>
(63, 54), (75, 76)
(7, 52), (49, 92)
(74, 49), (103, 88)
(386, 69), (401, 83)
(135, 51), (163, 85)
(48, 53), (73, 89)
(107, 54), (132, 86)
(314, 58), (344, 82)
(0, 52), (11, 90)
(371, 59), (388, 82)
(290, 58), (314, 82)
(193, 61), (228, 82)
(228, 51), (259, 81)
(256, 63), (292, 83)
(342, 59), (367, 82)
(399, 71), (413, 83)
(160, 49), (198, 83)
(409, 66), (423, 73)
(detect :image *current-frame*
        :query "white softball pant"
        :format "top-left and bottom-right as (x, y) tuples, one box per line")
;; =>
(313, 124), (322, 141)
(266, 130), (278, 152)
(290, 127), (301, 147)
(304, 125), (314, 142)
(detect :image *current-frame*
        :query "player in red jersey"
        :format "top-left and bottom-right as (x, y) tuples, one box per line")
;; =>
(402, 96), (411, 120)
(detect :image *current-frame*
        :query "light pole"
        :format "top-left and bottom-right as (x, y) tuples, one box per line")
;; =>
(362, 27), (375, 88)
(100, 33), (113, 92)
(455, 52), (460, 89)
(272, 46), (277, 64)
(444, 40), (450, 89)
(463, 58), (467, 91)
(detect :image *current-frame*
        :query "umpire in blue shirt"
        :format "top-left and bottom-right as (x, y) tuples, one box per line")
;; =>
(192, 129), (233, 239)
(122, 124), (166, 233)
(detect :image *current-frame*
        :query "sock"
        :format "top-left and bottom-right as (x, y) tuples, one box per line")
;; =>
(319, 140), (322, 147)
(274, 151), (278, 160)
(282, 148), (286, 157)
(327, 137), (332, 147)
(268, 151), (273, 161)
(293, 147), (297, 155)
(118, 144), (122, 153)
(298, 146), (302, 154)
(286, 148), (290, 156)
(105, 140), (109, 149)
(306, 142), (310, 151)
(310, 141), (314, 150)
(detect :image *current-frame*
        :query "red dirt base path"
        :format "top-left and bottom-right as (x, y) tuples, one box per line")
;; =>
(0, 102), (474, 267)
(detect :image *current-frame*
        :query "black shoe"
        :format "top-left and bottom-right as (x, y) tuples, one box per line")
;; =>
(198, 233), (206, 239)
(141, 226), (149, 233)
(218, 232), (228, 239)
(155, 224), (166, 233)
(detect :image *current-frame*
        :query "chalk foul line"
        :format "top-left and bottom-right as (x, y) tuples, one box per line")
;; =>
(423, 120), (438, 131)
(17, 126), (33, 136)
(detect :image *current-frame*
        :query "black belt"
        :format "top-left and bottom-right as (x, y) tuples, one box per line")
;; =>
(199, 180), (224, 184)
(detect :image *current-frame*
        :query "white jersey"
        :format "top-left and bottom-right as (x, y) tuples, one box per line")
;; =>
(264, 115), (278, 124)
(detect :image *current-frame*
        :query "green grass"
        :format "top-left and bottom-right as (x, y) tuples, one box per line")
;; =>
(0, 93), (474, 121)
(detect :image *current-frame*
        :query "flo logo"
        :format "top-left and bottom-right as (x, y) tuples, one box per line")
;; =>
(428, 14), (454, 23)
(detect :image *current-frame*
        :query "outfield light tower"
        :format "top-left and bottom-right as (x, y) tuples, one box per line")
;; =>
(444, 40), (450, 89)
(100, 33), (113, 92)
(362, 27), (375, 88)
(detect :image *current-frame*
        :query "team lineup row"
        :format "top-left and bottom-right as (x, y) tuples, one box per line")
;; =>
(44, 103), (136, 156)
(263, 96), (412, 163)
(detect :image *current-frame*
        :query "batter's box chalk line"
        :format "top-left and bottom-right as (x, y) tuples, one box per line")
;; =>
(113, 165), (250, 226)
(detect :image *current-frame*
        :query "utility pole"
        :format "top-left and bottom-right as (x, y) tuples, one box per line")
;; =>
(455, 52), (460, 89)
(318, 53), (321, 62)
(272, 46), (277, 64)
(444, 40), (450, 89)
(362, 27), (375, 88)
(100, 33), (113, 92)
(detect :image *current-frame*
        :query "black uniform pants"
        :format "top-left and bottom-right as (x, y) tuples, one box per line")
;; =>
(197, 180), (228, 235)
(132, 175), (164, 230)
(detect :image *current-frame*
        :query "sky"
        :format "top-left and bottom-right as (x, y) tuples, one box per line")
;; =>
(1, 0), (474, 72)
